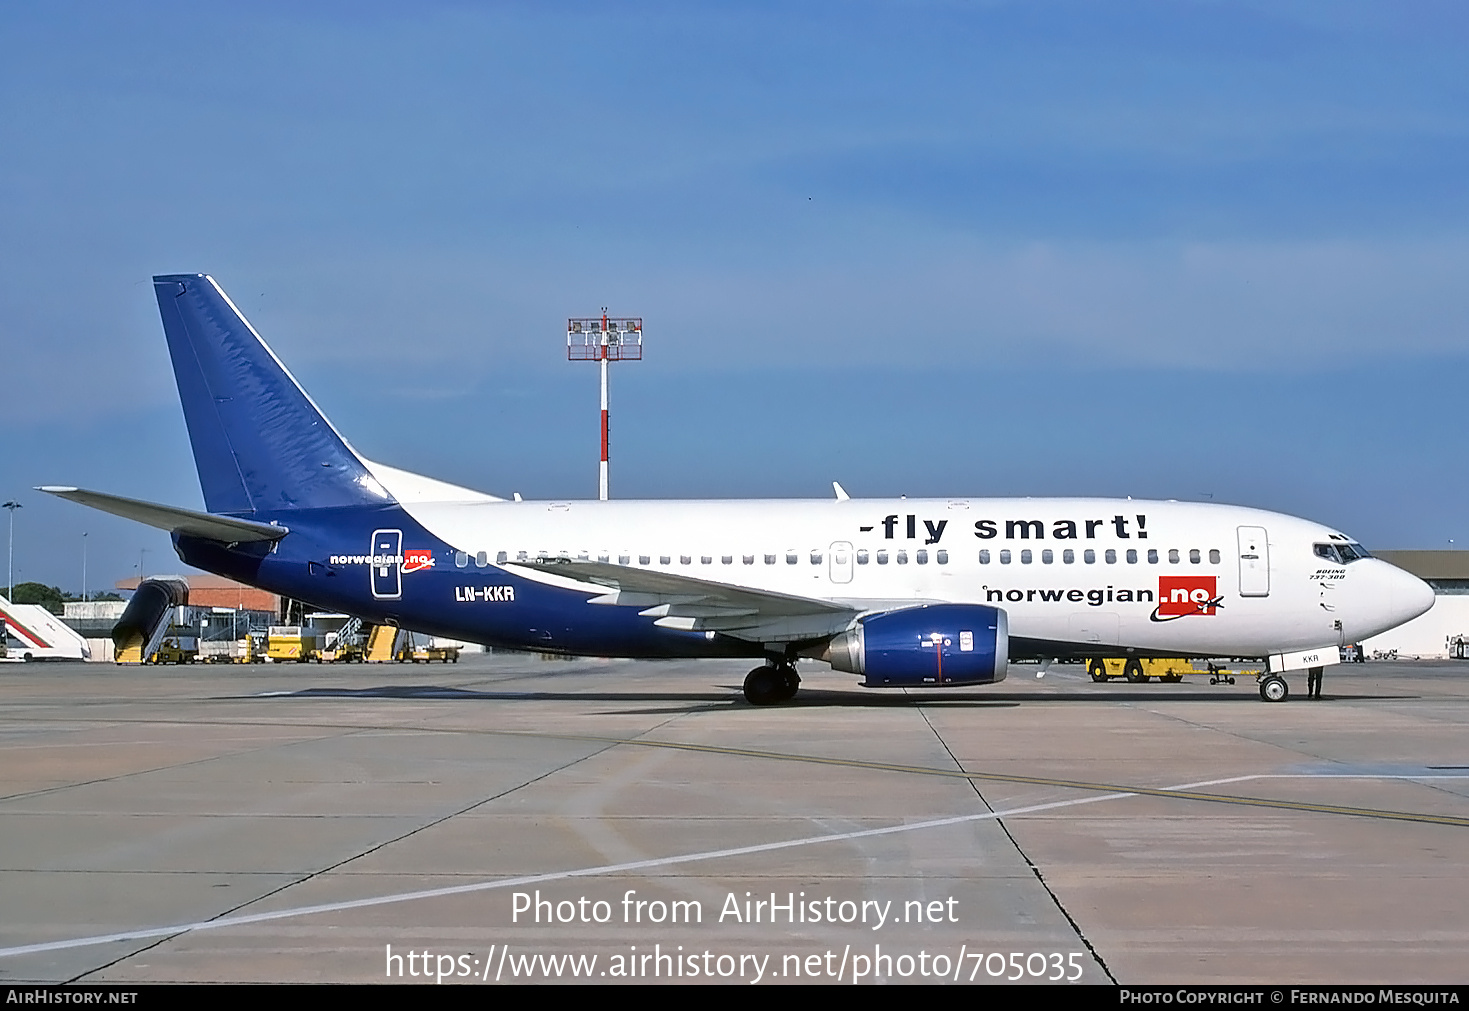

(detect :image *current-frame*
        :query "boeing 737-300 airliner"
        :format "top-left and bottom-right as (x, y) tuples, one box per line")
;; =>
(41, 275), (1434, 704)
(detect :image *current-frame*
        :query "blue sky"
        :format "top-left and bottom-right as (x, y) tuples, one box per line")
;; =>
(2, 2), (1467, 592)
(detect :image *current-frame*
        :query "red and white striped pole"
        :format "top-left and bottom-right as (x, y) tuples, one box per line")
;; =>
(568, 311), (640, 502)
(599, 310), (610, 501)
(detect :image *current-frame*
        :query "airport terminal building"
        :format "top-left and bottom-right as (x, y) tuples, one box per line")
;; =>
(1362, 551), (1469, 659)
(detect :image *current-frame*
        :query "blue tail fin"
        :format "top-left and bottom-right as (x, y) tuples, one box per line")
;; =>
(153, 274), (395, 514)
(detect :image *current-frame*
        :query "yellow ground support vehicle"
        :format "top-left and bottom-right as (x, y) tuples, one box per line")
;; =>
(363, 624), (399, 663)
(267, 626), (320, 662)
(1086, 657), (1264, 684)
(1085, 657), (1263, 684)
(1086, 657), (1187, 683)
(318, 640), (365, 663)
(402, 644), (460, 663)
(200, 635), (265, 663)
(149, 639), (198, 665)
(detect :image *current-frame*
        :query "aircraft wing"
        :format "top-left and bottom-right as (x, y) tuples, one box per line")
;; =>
(508, 558), (861, 643)
(37, 486), (289, 543)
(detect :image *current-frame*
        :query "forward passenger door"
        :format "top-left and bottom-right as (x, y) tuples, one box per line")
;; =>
(1237, 526), (1270, 597)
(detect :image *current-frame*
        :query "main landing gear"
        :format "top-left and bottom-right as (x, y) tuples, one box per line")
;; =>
(744, 662), (800, 706)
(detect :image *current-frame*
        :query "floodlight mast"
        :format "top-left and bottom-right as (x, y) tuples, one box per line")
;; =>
(567, 310), (642, 500)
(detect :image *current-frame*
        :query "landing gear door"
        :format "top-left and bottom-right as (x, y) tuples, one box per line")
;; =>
(1237, 525), (1269, 597)
(372, 528), (402, 600)
(829, 541), (853, 584)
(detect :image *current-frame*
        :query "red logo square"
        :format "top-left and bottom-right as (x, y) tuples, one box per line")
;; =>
(402, 549), (435, 574)
(1157, 576), (1218, 616)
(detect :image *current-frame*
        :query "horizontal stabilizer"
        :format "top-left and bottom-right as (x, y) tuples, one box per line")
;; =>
(37, 487), (289, 543)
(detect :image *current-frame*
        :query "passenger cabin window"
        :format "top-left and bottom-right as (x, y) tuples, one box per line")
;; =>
(701, 556), (712, 565)
(1105, 549), (1116, 564)
(476, 550), (489, 567)
(1084, 549), (1096, 564)
(978, 549), (990, 564)
(857, 550), (869, 564)
(743, 554), (754, 565)
(722, 555), (732, 565)
(660, 555), (670, 565)
(786, 552), (798, 565)
(1063, 549), (1075, 564)
(764, 554), (776, 565)
(681, 555), (692, 565)
(454, 551), (468, 568)
(916, 549), (928, 564)
(1020, 549), (1032, 564)
(497, 551), (508, 565)
(810, 551), (822, 565)
(936, 550), (948, 564)
(639, 555), (651, 565)
(1126, 549), (1138, 564)
(1189, 549), (1201, 564)
(1208, 549), (1220, 564)
(1168, 549), (1180, 564)
(999, 549), (1012, 564)
(1147, 549), (1158, 564)
(877, 550), (889, 564)
(896, 550), (909, 564)
(1042, 549), (1054, 564)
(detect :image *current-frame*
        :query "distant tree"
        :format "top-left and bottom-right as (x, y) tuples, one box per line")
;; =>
(11, 582), (66, 614)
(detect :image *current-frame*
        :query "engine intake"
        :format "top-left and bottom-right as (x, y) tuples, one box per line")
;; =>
(819, 604), (1008, 687)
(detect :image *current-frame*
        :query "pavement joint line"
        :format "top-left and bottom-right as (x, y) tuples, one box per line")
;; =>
(3, 765), (1466, 960)
(0, 789), (1138, 960)
(511, 731), (1469, 828)
(913, 702), (1118, 985)
(64, 729), (646, 984)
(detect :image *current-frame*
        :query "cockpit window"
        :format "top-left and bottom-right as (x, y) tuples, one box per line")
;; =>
(1315, 541), (1370, 564)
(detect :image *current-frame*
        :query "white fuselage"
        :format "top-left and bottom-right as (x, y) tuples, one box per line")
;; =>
(401, 495), (1433, 658)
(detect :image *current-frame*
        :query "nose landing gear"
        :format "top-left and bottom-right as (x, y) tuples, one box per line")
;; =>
(1258, 675), (1289, 702)
(744, 662), (800, 705)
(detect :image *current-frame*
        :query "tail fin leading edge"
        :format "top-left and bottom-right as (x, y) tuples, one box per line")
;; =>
(154, 274), (394, 514)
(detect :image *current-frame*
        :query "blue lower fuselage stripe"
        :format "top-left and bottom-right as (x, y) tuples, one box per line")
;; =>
(172, 505), (758, 659)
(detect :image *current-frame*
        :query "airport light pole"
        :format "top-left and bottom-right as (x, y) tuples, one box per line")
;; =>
(568, 311), (642, 501)
(2, 501), (20, 600)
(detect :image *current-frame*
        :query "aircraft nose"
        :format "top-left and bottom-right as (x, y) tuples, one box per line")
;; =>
(1385, 563), (1435, 626)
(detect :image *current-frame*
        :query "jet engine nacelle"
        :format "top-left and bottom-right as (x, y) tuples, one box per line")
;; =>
(819, 604), (1009, 687)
